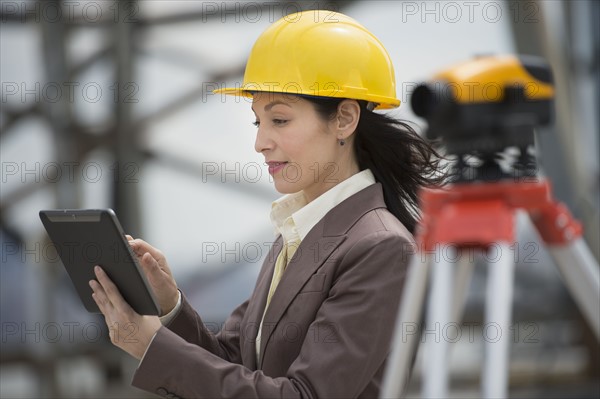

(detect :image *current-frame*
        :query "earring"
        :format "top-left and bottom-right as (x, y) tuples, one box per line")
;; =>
(339, 138), (345, 146)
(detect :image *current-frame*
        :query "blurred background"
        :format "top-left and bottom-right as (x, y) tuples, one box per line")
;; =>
(1, 0), (598, 398)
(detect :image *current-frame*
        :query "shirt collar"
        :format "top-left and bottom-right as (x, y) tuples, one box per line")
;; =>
(270, 169), (376, 243)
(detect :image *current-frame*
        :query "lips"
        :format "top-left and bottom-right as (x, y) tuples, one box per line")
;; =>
(266, 161), (288, 175)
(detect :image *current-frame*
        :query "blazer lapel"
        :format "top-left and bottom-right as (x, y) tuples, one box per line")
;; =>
(240, 236), (283, 369)
(258, 230), (346, 367)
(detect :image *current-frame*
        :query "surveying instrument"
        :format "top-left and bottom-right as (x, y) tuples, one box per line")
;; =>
(381, 55), (600, 399)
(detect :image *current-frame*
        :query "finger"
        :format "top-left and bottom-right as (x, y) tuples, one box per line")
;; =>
(128, 239), (164, 263)
(142, 252), (172, 279)
(127, 238), (140, 255)
(89, 279), (112, 314)
(94, 266), (129, 312)
(125, 234), (134, 241)
(139, 252), (163, 282)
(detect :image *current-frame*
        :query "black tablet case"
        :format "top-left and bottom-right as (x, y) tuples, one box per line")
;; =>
(39, 209), (161, 316)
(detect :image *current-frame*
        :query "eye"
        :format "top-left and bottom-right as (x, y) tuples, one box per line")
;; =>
(273, 119), (288, 125)
(252, 120), (260, 127)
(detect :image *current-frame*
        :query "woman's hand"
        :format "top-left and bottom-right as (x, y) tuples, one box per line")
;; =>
(90, 266), (161, 360)
(125, 235), (179, 315)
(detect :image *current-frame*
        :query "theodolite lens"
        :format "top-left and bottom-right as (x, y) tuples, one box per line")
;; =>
(411, 84), (437, 118)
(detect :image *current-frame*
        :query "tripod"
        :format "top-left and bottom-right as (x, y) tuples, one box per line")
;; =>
(381, 177), (600, 398)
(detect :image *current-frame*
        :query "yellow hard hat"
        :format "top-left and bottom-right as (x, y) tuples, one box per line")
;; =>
(214, 10), (400, 110)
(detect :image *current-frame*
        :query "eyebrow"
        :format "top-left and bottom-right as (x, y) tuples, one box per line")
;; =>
(251, 100), (292, 114)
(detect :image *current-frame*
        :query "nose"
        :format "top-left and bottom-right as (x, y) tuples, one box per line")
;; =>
(254, 125), (274, 154)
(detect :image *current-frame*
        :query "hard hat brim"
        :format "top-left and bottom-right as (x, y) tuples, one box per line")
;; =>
(213, 87), (254, 99)
(213, 87), (400, 110)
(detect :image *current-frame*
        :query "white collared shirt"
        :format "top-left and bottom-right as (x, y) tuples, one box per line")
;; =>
(269, 169), (376, 244)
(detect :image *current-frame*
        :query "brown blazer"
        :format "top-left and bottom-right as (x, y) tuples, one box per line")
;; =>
(132, 183), (414, 398)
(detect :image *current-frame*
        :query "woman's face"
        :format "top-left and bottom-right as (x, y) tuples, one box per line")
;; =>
(252, 93), (358, 202)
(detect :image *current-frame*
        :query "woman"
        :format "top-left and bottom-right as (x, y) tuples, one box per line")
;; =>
(89, 10), (444, 398)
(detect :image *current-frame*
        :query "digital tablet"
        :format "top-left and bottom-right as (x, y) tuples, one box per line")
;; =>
(39, 209), (161, 316)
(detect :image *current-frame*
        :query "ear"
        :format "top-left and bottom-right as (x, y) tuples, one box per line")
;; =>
(335, 100), (361, 139)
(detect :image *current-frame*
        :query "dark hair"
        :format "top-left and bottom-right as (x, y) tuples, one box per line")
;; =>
(302, 96), (447, 233)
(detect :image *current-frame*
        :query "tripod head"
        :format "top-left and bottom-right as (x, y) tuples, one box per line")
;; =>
(411, 55), (554, 183)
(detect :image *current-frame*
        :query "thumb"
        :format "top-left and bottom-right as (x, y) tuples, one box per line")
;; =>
(140, 252), (163, 286)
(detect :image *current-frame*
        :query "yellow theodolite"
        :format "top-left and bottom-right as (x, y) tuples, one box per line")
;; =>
(410, 54), (555, 182)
